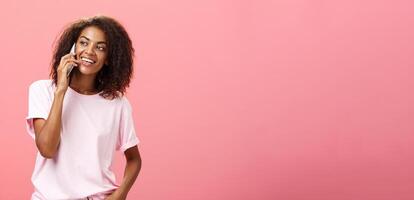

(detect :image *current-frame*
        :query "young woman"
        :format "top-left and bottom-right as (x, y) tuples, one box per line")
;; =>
(25, 15), (142, 200)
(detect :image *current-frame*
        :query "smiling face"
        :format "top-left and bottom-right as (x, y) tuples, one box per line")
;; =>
(75, 26), (108, 76)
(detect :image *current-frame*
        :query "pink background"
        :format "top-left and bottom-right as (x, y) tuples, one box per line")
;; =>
(0, 0), (414, 199)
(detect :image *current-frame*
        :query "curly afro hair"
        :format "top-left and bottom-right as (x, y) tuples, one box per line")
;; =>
(50, 15), (134, 99)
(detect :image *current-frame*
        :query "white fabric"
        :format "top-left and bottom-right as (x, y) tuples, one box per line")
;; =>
(25, 79), (140, 199)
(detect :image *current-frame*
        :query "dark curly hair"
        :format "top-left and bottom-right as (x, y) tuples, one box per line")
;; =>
(50, 15), (134, 99)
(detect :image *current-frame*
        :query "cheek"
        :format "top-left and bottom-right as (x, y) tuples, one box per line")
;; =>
(98, 53), (108, 63)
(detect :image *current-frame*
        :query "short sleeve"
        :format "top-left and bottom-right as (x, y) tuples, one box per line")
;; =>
(116, 97), (140, 152)
(25, 81), (52, 140)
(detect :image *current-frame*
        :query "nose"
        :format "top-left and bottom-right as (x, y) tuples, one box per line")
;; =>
(84, 43), (96, 55)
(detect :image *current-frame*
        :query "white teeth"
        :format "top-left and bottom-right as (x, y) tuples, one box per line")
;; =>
(81, 57), (95, 64)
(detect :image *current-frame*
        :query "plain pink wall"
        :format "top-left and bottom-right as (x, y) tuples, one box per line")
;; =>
(1, 0), (413, 199)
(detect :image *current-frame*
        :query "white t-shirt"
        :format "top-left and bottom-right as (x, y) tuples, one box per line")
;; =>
(25, 79), (140, 200)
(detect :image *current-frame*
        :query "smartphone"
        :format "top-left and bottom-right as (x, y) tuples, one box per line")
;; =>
(67, 43), (76, 77)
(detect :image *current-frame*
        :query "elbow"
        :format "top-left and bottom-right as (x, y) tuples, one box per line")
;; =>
(36, 138), (58, 159)
(127, 156), (142, 165)
(127, 156), (142, 172)
(39, 149), (57, 159)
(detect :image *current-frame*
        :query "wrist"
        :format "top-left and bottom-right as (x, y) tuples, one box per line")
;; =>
(112, 189), (127, 200)
(54, 88), (67, 96)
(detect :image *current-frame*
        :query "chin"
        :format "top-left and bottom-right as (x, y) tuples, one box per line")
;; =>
(78, 65), (101, 75)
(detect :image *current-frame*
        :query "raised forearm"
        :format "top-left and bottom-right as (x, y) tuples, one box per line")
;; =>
(36, 89), (66, 158)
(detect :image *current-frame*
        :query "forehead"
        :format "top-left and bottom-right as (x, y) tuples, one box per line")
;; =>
(78, 26), (107, 42)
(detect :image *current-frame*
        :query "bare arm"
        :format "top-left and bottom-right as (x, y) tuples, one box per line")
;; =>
(33, 53), (79, 159)
(106, 146), (142, 200)
(33, 89), (66, 158)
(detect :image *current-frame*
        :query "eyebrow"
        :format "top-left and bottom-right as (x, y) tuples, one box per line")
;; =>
(80, 36), (107, 45)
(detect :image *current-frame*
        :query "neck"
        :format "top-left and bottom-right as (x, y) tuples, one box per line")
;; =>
(69, 71), (97, 94)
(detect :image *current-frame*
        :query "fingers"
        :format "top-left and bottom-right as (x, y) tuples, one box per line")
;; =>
(59, 60), (78, 75)
(56, 53), (79, 90)
(60, 53), (80, 65)
(65, 58), (80, 67)
(59, 54), (80, 71)
(59, 53), (75, 63)
(57, 54), (81, 84)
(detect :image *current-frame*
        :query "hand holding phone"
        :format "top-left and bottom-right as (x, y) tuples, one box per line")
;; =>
(67, 43), (76, 77)
(56, 43), (80, 91)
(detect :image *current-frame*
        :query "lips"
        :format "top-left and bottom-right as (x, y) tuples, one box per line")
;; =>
(80, 56), (96, 65)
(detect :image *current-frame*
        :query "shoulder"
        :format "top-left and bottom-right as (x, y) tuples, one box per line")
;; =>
(118, 95), (134, 112)
(28, 79), (55, 99)
(29, 79), (54, 91)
